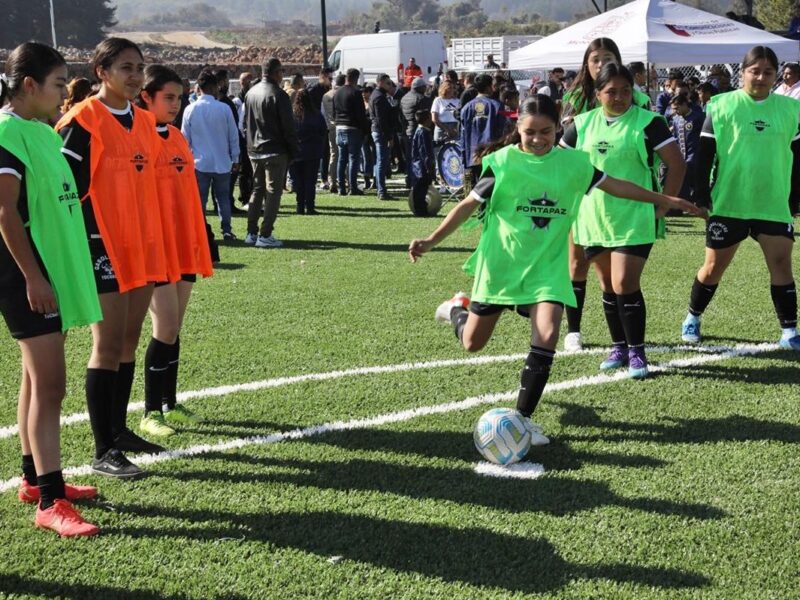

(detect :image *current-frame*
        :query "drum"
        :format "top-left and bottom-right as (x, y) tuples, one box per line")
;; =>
(407, 186), (443, 216)
(436, 141), (464, 190)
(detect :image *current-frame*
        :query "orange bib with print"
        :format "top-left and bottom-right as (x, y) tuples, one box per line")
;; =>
(57, 98), (167, 292)
(156, 125), (213, 280)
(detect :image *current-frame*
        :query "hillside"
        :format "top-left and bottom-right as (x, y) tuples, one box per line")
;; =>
(113, 0), (729, 27)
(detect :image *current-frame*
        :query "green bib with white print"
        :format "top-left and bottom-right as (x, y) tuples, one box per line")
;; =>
(572, 105), (663, 247)
(464, 144), (595, 308)
(0, 113), (101, 330)
(707, 89), (799, 223)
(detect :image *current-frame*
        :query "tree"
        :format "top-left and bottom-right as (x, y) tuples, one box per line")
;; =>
(0, 0), (116, 48)
(754, 0), (794, 30)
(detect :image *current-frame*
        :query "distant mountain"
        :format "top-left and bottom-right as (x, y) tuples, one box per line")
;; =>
(112, 0), (729, 27)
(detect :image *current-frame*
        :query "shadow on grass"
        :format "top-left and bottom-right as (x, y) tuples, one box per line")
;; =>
(102, 506), (710, 594)
(0, 573), (245, 600)
(300, 428), (667, 471)
(178, 419), (304, 439)
(554, 401), (800, 444)
(279, 239), (471, 253)
(171, 449), (722, 520)
(210, 263), (246, 271)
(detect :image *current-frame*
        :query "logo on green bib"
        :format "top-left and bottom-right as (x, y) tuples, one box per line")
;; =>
(595, 141), (613, 155)
(516, 193), (566, 230)
(751, 119), (770, 132)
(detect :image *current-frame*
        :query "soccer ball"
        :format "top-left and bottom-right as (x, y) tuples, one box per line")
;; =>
(473, 408), (532, 465)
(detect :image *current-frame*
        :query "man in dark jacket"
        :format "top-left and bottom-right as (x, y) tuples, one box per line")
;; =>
(460, 72), (478, 107)
(307, 67), (333, 188)
(243, 57), (299, 248)
(333, 68), (370, 195)
(400, 77), (432, 186)
(369, 73), (395, 200)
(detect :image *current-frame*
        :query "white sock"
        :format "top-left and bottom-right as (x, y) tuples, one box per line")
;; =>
(781, 327), (797, 338)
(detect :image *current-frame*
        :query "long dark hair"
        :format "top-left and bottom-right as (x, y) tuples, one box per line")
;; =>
(567, 38), (622, 114)
(292, 88), (316, 121)
(135, 64), (182, 109)
(92, 37), (144, 81)
(0, 42), (66, 105)
(476, 94), (560, 162)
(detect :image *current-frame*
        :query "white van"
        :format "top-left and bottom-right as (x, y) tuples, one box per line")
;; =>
(328, 30), (447, 85)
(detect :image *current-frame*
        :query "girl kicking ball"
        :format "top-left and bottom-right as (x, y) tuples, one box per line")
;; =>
(409, 95), (701, 444)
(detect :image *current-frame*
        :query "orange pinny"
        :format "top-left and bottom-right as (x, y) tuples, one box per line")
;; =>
(155, 125), (213, 280)
(57, 98), (168, 292)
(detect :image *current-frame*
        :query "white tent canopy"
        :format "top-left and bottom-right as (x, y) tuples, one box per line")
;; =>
(509, 0), (799, 70)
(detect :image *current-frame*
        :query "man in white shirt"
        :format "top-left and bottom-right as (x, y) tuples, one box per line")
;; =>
(775, 63), (800, 100)
(181, 70), (241, 240)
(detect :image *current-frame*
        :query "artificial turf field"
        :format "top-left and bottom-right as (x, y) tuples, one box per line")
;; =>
(0, 187), (798, 599)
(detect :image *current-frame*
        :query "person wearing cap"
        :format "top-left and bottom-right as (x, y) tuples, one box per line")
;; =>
(401, 77), (433, 184)
(404, 57), (423, 88)
(656, 70), (684, 115)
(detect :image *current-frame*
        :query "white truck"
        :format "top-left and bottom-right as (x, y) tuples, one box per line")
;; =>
(327, 30), (447, 85)
(448, 36), (543, 70)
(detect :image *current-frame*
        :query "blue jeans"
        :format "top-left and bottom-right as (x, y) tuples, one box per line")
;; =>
(372, 132), (390, 196)
(336, 129), (363, 192)
(196, 171), (232, 235)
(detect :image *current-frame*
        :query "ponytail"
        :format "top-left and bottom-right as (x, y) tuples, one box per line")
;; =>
(1, 42), (66, 104)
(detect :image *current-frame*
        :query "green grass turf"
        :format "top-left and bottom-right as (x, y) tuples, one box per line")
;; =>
(0, 187), (798, 599)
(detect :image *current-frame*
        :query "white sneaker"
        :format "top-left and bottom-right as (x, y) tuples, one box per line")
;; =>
(434, 292), (470, 324)
(563, 331), (583, 352)
(255, 235), (283, 248)
(523, 418), (550, 446)
(244, 233), (257, 245)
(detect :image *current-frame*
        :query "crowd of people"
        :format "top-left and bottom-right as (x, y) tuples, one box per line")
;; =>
(1, 34), (798, 540)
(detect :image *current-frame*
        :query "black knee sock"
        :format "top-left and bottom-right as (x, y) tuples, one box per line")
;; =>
(86, 368), (117, 459)
(602, 292), (627, 345)
(565, 280), (587, 334)
(37, 470), (65, 510)
(451, 307), (469, 343)
(689, 277), (718, 317)
(164, 337), (180, 410)
(771, 283), (798, 329)
(516, 346), (555, 417)
(618, 290), (647, 348)
(112, 361), (135, 437)
(22, 454), (37, 485)
(144, 338), (173, 414)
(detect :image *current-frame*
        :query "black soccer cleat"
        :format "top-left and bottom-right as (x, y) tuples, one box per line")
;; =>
(91, 448), (145, 479)
(113, 428), (166, 455)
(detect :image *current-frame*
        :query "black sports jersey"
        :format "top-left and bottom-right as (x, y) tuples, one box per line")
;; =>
(0, 141), (46, 292)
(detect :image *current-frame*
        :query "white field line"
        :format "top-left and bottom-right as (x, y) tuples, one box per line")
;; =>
(474, 461), (546, 479)
(0, 343), (732, 441)
(0, 343), (777, 494)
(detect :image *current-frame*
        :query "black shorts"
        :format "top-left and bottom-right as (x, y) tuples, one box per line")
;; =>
(154, 274), (198, 288)
(584, 243), (653, 262)
(469, 300), (564, 319)
(0, 287), (62, 340)
(89, 237), (120, 295)
(706, 216), (795, 249)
